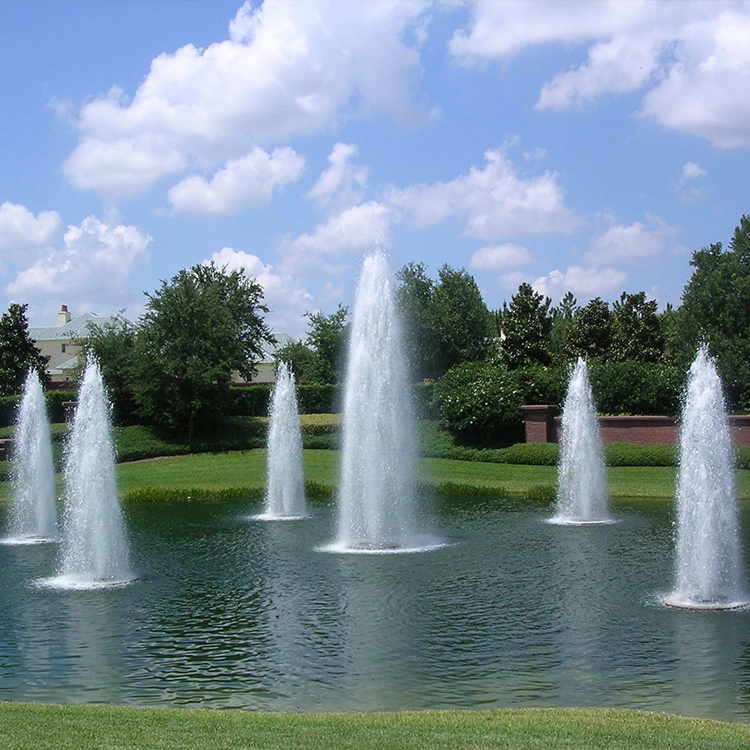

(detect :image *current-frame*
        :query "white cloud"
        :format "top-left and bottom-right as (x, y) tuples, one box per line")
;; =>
(279, 201), (393, 275)
(531, 266), (628, 303)
(307, 142), (368, 208)
(62, 0), (432, 195)
(586, 214), (679, 265)
(207, 247), (313, 336)
(675, 161), (708, 202)
(168, 147), (305, 215)
(450, 2), (750, 148)
(0, 202), (62, 266)
(387, 147), (581, 239)
(470, 243), (531, 271)
(6, 216), (151, 314)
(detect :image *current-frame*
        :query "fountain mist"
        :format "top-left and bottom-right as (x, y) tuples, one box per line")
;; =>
(257, 361), (308, 520)
(332, 250), (426, 552)
(551, 357), (612, 525)
(3, 369), (58, 544)
(48, 359), (133, 588)
(665, 346), (747, 610)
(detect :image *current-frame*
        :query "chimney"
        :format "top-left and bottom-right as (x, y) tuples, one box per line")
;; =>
(58, 304), (71, 326)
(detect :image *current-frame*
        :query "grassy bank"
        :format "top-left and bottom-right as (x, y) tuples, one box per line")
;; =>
(2, 703), (750, 750)
(1, 448), (748, 503)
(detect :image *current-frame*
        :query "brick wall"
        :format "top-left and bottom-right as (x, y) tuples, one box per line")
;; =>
(522, 405), (750, 447)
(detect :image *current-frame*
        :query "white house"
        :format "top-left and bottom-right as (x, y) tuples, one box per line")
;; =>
(30, 304), (291, 387)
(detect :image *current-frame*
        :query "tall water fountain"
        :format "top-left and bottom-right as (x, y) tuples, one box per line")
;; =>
(257, 361), (308, 520)
(2, 369), (58, 544)
(665, 346), (747, 610)
(331, 250), (429, 552)
(551, 357), (613, 525)
(46, 359), (134, 588)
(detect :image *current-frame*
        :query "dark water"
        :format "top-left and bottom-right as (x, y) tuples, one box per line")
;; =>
(2, 495), (750, 720)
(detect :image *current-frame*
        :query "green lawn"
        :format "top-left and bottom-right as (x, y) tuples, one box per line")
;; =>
(112, 449), (750, 501)
(0, 448), (748, 503)
(2, 703), (750, 750)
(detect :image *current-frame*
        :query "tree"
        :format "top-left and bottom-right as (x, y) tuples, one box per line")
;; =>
(0, 303), (49, 396)
(500, 283), (553, 369)
(77, 313), (137, 391)
(304, 305), (349, 384)
(675, 214), (750, 409)
(132, 263), (273, 437)
(396, 262), (439, 380)
(568, 297), (613, 360)
(430, 265), (496, 374)
(550, 291), (578, 359)
(610, 291), (664, 363)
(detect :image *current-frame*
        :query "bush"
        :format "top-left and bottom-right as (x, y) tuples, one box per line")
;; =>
(229, 386), (273, 417)
(513, 364), (567, 406)
(604, 443), (677, 467)
(297, 384), (341, 414)
(434, 362), (524, 445)
(499, 443), (559, 466)
(589, 360), (684, 415)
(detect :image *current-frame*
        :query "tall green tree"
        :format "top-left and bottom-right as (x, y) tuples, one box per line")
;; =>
(304, 305), (349, 384)
(0, 303), (49, 396)
(676, 214), (750, 409)
(431, 265), (496, 374)
(396, 262), (439, 380)
(550, 291), (578, 359)
(132, 263), (273, 437)
(568, 297), (613, 360)
(78, 314), (137, 391)
(610, 291), (664, 363)
(500, 283), (553, 369)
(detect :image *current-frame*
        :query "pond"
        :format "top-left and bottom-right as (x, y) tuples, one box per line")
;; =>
(2, 495), (750, 720)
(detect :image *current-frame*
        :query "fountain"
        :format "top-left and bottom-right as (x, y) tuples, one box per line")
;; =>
(2, 369), (58, 544)
(255, 361), (309, 520)
(550, 357), (613, 525)
(330, 249), (433, 553)
(43, 359), (134, 589)
(665, 345), (748, 610)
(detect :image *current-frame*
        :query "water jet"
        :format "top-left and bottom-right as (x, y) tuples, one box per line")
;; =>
(43, 359), (134, 589)
(2, 369), (58, 544)
(665, 345), (747, 610)
(329, 249), (439, 553)
(255, 361), (309, 521)
(550, 357), (613, 526)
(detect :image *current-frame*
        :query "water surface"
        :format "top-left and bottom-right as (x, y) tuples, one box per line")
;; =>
(1, 496), (750, 720)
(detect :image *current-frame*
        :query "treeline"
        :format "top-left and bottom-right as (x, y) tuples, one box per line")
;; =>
(0, 215), (747, 444)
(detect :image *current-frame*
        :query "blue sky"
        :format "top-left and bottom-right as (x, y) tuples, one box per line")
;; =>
(2, 1), (749, 336)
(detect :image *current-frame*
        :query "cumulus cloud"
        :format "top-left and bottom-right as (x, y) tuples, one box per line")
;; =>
(531, 266), (628, 303)
(168, 147), (305, 215)
(307, 142), (368, 209)
(279, 201), (393, 275)
(387, 147), (581, 239)
(62, 0), (432, 195)
(470, 243), (531, 271)
(207, 247), (313, 335)
(449, 1), (750, 148)
(5, 216), (151, 315)
(675, 161), (708, 202)
(0, 202), (62, 267)
(586, 214), (680, 265)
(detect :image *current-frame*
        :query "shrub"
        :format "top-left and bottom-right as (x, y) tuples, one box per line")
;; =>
(604, 443), (677, 467)
(513, 363), (567, 406)
(229, 386), (273, 417)
(589, 360), (684, 415)
(499, 443), (559, 466)
(297, 384), (342, 414)
(434, 362), (524, 445)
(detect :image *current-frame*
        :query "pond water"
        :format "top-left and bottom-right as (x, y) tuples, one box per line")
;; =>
(2, 495), (750, 720)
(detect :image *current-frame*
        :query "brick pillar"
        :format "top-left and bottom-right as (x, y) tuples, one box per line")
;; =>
(521, 405), (559, 444)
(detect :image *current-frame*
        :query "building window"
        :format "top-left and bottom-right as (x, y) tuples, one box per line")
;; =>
(61, 343), (66, 353)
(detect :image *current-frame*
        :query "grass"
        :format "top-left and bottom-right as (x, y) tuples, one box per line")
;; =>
(2, 704), (750, 750)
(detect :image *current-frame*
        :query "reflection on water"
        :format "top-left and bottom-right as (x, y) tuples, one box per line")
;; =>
(1, 496), (750, 720)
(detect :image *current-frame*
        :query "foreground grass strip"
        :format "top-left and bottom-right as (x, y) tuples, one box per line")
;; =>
(2, 704), (750, 750)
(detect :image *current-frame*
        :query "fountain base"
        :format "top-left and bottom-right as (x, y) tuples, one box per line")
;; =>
(663, 594), (749, 611)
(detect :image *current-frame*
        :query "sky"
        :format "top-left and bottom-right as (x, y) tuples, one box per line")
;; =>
(2, 0), (749, 337)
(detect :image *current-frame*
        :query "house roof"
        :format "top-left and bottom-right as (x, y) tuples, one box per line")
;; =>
(30, 312), (132, 342)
